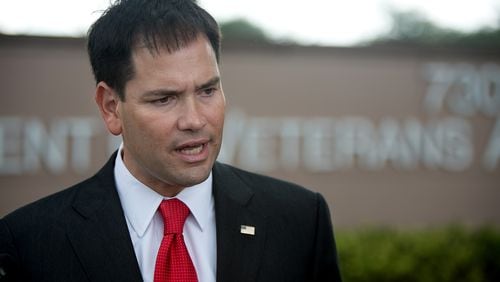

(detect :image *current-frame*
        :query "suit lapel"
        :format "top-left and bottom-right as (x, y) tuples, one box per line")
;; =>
(62, 157), (268, 281)
(64, 153), (143, 282)
(213, 163), (267, 282)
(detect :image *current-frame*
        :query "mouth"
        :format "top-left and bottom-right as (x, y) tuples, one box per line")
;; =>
(174, 139), (210, 163)
(176, 143), (206, 155)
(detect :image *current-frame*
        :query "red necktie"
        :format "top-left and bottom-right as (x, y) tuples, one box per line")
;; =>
(154, 199), (198, 282)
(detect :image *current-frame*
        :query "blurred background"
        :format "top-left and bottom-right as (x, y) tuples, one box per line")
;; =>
(1, 0), (499, 281)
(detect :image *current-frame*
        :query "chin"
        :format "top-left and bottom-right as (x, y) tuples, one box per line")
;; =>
(178, 167), (212, 186)
(177, 176), (209, 188)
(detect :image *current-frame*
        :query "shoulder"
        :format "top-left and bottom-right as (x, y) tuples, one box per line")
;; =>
(215, 162), (316, 193)
(213, 162), (325, 212)
(2, 152), (117, 229)
(1, 176), (94, 233)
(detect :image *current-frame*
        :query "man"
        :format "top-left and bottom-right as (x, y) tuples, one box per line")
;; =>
(0, 0), (342, 281)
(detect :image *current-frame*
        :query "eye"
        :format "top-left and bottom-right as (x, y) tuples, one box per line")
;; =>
(153, 95), (175, 105)
(202, 87), (216, 96)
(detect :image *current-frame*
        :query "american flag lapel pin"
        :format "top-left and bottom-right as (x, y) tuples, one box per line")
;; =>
(240, 225), (256, 236)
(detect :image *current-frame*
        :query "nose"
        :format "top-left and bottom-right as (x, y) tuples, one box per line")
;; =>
(177, 96), (206, 131)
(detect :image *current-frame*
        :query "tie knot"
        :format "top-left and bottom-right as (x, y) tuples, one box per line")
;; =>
(158, 199), (190, 234)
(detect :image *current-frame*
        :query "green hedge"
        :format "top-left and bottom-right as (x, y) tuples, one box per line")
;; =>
(336, 226), (500, 282)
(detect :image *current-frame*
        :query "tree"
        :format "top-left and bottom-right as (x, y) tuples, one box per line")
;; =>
(367, 9), (500, 49)
(219, 19), (271, 43)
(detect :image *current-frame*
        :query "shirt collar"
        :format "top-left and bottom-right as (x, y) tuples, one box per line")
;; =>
(114, 145), (213, 237)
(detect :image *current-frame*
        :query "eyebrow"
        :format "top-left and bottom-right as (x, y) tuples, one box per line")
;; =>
(142, 76), (221, 98)
(195, 76), (220, 92)
(142, 89), (179, 98)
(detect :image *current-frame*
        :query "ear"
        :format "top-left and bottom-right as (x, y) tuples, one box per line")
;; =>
(95, 82), (123, 136)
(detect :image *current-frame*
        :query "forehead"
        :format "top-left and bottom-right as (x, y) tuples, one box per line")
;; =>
(132, 35), (217, 72)
(131, 35), (216, 66)
(126, 35), (220, 89)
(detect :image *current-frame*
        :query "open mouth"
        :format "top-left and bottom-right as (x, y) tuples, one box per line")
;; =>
(177, 143), (206, 155)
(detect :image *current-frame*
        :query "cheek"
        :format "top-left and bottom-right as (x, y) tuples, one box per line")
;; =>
(138, 113), (179, 144)
(209, 101), (225, 129)
(121, 109), (155, 141)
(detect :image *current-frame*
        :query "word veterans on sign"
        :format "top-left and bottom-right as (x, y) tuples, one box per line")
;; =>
(0, 113), (499, 175)
(219, 112), (499, 172)
(0, 62), (498, 175)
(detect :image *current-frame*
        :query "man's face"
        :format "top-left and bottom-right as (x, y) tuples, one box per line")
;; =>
(102, 35), (225, 196)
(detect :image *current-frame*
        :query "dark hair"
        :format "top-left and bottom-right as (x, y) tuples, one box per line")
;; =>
(87, 0), (221, 100)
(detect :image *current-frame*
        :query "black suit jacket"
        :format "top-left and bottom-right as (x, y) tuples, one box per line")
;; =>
(0, 154), (342, 281)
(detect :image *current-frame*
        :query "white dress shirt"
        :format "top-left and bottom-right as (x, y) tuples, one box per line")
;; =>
(114, 147), (217, 282)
